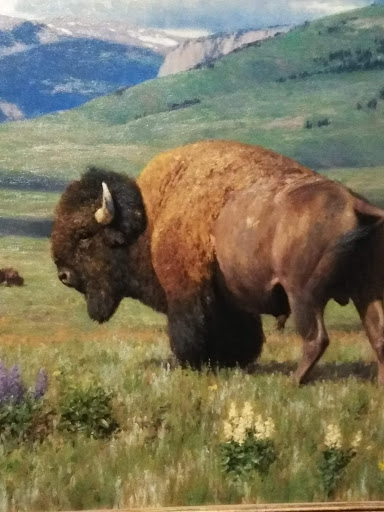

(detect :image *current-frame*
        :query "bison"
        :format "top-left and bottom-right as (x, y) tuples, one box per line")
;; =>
(0, 268), (24, 286)
(51, 140), (384, 384)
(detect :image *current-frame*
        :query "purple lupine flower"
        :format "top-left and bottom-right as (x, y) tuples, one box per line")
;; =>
(7, 365), (25, 403)
(34, 368), (48, 399)
(0, 362), (9, 404)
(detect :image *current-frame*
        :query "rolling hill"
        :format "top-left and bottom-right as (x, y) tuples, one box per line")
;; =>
(1, 3), (384, 182)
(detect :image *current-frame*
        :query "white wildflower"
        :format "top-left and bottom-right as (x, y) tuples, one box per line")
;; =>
(232, 416), (247, 444)
(254, 414), (265, 440)
(264, 417), (276, 439)
(253, 414), (275, 440)
(351, 430), (362, 449)
(222, 420), (234, 442)
(228, 401), (237, 420)
(241, 401), (254, 431)
(324, 423), (342, 449)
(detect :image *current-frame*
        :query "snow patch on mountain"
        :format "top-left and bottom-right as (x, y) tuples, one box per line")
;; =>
(0, 101), (24, 121)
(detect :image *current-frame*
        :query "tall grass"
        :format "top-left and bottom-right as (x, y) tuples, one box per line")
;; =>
(0, 237), (384, 510)
(0, 335), (383, 510)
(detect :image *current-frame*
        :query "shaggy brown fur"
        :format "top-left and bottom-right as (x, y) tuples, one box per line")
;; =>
(138, 140), (314, 302)
(53, 140), (313, 368)
(0, 268), (24, 286)
(213, 165), (384, 384)
(53, 139), (384, 375)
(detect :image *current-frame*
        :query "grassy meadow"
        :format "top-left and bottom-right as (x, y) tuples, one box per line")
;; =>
(1, 183), (384, 510)
(2, 3), (384, 510)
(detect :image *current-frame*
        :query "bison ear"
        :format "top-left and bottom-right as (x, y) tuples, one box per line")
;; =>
(112, 181), (147, 243)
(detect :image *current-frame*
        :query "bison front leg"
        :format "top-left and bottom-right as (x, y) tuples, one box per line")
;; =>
(207, 304), (264, 368)
(291, 299), (329, 384)
(167, 296), (210, 370)
(167, 289), (264, 370)
(353, 298), (384, 386)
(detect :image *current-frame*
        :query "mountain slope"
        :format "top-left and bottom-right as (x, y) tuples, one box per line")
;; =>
(0, 16), (185, 120)
(158, 26), (291, 76)
(71, 4), (384, 124)
(0, 38), (162, 118)
(1, 4), (384, 175)
(0, 15), (187, 55)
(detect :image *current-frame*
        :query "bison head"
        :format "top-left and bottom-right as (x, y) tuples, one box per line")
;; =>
(51, 168), (147, 323)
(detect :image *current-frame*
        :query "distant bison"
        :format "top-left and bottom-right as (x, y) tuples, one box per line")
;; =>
(0, 267), (24, 287)
(51, 140), (384, 384)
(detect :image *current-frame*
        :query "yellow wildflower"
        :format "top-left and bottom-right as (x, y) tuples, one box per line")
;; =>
(254, 414), (275, 440)
(222, 420), (233, 442)
(324, 423), (342, 450)
(254, 414), (265, 440)
(241, 401), (254, 431)
(378, 460), (384, 472)
(228, 401), (237, 420)
(264, 417), (276, 439)
(232, 416), (247, 444)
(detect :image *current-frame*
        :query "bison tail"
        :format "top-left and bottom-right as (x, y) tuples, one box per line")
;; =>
(334, 197), (384, 256)
(353, 196), (384, 220)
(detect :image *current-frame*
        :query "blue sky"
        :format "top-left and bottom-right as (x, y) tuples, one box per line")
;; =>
(0, 0), (379, 31)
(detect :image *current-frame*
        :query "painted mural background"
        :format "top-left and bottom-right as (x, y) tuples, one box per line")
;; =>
(1, 1), (384, 510)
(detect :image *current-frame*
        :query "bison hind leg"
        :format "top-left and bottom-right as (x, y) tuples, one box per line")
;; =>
(167, 288), (264, 370)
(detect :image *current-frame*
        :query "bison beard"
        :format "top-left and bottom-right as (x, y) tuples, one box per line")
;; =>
(85, 285), (122, 323)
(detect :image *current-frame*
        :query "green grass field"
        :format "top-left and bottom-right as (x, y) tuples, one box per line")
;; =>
(1, 187), (384, 510)
(2, 3), (384, 510)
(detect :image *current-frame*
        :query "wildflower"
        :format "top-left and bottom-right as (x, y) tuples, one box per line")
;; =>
(254, 414), (265, 440)
(351, 430), (362, 450)
(324, 423), (342, 450)
(232, 416), (247, 444)
(222, 420), (233, 442)
(0, 362), (8, 403)
(220, 403), (277, 478)
(7, 365), (25, 403)
(264, 417), (276, 439)
(241, 401), (254, 431)
(208, 384), (218, 392)
(254, 414), (275, 440)
(378, 460), (384, 472)
(34, 368), (48, 399)
(0, 362), (48, 405)
(228, 401), (237, 420)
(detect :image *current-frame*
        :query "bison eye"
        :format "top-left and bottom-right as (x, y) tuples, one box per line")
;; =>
(78, 238), (92, 250)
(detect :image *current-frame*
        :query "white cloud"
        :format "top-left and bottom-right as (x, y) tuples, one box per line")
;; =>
(289, 0), (365, 16)
(0, 0), (374, 30)
(0, 0), (19, 16)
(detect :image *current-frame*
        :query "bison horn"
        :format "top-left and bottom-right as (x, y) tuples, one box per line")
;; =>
(95, 182), (115, 224)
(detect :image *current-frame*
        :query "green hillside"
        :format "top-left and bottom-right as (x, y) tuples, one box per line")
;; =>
(1, 4), (384, 185)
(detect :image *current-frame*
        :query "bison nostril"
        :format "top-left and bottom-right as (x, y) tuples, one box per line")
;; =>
(58, 270), (71, 285)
